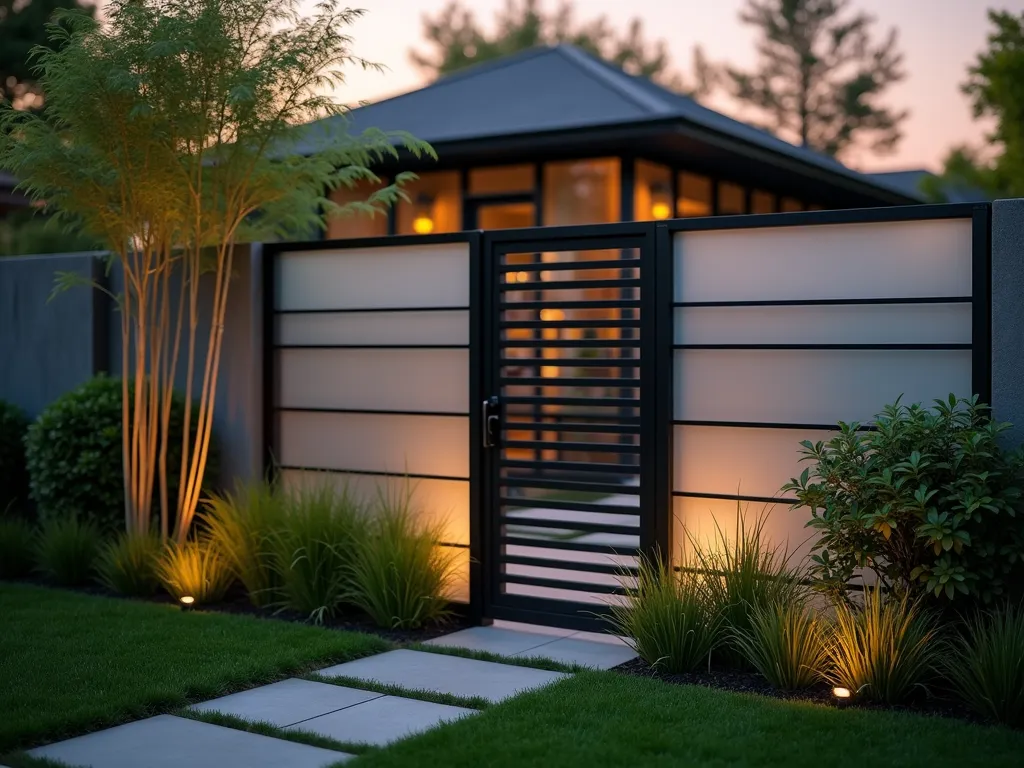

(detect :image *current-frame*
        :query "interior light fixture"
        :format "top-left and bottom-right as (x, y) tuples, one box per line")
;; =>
(650, 182), (672, 220)
(411, 193), (435, 234)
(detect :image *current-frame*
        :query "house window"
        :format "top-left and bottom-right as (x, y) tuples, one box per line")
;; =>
(325, 177), (389, 239)
(751, 190), (775, 214)
(396, 171), (461, 234)
(781, 197), (803, 212)
(634, 160), (673, 221)
(469, 164), (535, 194)
(677, 172), (712, 217)
(543, 158), (620, 225)
(718, 182), (746, 215)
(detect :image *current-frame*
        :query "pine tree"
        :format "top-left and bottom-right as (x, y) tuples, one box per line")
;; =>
(728, 0), (907, 158)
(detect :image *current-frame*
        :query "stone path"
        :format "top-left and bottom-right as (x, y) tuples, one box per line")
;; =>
(27, 622), (636, 767)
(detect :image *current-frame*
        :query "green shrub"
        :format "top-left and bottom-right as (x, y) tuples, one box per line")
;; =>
(156, 538), (233, 605)
(34, 517), (102, 586)
(203, 481), (287, 607)
(24, 375), (218, 533)
(783, 396), (1024, 605)
(0, 399), (30, 516)
(948, 605), (1024, 727)
(349, 483), (458, 629)
(686, 504), (802, 664)
(96, 531), (162, 596)
(270, 481), (364, 623)
(826, 588), (943, 704)
(0, 518), (36, 579)
(733, 601), (828, 690)
(606, 553), (721, 674)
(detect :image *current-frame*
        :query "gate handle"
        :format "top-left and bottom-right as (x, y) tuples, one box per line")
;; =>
(482, 396), (500, 448)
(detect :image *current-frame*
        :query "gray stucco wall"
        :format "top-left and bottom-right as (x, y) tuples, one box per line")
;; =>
(1, 246), (262, 485)
(991, 199), (1024, 445)
(0, 252), (109, 417)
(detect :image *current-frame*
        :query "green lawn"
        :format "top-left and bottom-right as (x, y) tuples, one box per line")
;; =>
(0, 583), (388, 754)
(354, 671), (1024, 768)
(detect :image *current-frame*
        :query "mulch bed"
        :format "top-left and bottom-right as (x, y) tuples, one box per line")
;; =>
(614, 656), (980, 724)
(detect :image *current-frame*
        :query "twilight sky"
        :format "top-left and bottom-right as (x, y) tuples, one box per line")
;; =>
(320, 0), (1022, 173)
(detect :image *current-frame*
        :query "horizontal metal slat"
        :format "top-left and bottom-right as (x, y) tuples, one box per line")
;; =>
(500, 535), (640, 556)
(502, 396), (638, 408)
(503, 421), (639, 434)
(502, 339), (640, 349)
(500, 459), (639, 474)
(501, 573), (628, 595)
(501, 278), (640, 292)
(500, 358), (639, 368)
(501, 476), (640, 495)
(503, 440), (640, 454)
(501, 554), (638, 576)
(499, 258), (641, 273)
(500, 319), (641, 330)
(500, 516), (639, 537)
(501, 498), (640, 516)
(500, 377), (638, 389)
(502, 300), (641, 311)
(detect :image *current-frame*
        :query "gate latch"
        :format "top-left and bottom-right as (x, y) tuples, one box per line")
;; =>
(482, 396), (501, 448)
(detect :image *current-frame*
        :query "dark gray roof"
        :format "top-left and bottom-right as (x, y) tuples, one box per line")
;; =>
(297, 44), (921, 201)
(869, 169), (989, 204)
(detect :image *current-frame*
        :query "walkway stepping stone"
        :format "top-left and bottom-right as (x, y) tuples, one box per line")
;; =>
(425, 626), (563, 655)
(517, 636), (637, 669)
(190, 678), (381, 727)
(29, 714), (351, 768)
(289, 693), (475, 746)
(318, 649), (568, 703)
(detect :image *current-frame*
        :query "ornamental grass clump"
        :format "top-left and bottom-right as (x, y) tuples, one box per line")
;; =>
(606, 552), (721, 673)
(686, 503), (803, 664)
(34, 517), (102, 587)
(96, 531), (162, 597)
(826, 587), (943, 704)
(948, 605), (1024, 728)
(732, 600), (829, 690)
(203, 482), (287, 607)
(270, 481), (364, 624)
(156, 538), (232, 605)
(349, 483), (459, 629)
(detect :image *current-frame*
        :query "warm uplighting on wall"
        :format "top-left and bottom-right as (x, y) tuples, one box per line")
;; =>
(650, 182), (672, 220)
(412, 193), (435, 234)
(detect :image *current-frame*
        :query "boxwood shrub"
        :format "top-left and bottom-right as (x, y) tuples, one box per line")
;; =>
(0, 399), (30, 517)
(24, 376), (218, 532)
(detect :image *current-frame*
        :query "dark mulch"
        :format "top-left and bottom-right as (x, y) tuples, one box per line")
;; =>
(11, 577), (472, 645)
(614, 656), (980, 724)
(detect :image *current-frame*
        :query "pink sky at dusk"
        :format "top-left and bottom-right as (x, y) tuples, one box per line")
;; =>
(322, 0), (1022, 173)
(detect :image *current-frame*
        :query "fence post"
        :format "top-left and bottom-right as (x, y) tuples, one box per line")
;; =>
(991, 199), (1024, 445)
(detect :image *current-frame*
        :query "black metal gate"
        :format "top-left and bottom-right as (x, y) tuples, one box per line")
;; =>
(475, 224), (672, 631)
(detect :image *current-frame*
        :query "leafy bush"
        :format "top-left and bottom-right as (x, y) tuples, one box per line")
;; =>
(686, 504), (803, 663)
(0, 399), (30, 517)
(733, 601), (828, 690)
(156, 538), (232, 605)
(606, 553), (721, 673)
(826, 588), (943, 704)
(784, 396), (1024, 604)
(24, 376), (218, 533)
(0, 518), (36, 579)
(349, 484), (458, 629)
(34, 517), (102, 586)
(270, 482), (364, 623)
(948, 605), (1024, 727)
(96, 531), (162, 596)
(203, 481), (287, 607)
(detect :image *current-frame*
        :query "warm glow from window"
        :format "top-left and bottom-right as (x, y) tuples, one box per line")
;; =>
(540, 309), (565, 321)
(651, 201), (672, 220)
(412, 214), (435, 234)
(541, 366), (559, 378)
(515, 271), (528, 283)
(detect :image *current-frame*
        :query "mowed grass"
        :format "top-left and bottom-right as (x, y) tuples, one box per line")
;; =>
(354, 671), (1024, 768)
(0, 583), (389, 753)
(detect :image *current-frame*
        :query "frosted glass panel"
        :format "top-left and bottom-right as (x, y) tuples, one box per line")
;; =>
(674, 425), (836, 498)
(277, 348), (469, 413)
(278, 411), (469, 479)
(672, 497), (817, 566)
(674, 219), (972, 302)
(277, 310), (469, 346)
(280, 469), (469, 545)
(675, 303), (972, 345)
(674, 349), (973, 424)
(276, 243), (469, 311)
